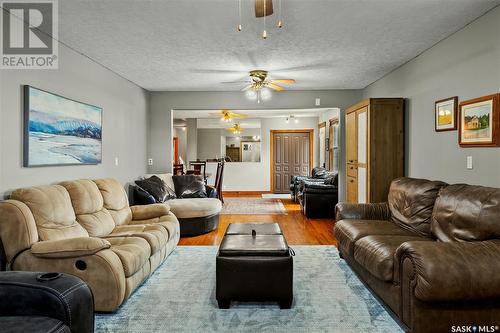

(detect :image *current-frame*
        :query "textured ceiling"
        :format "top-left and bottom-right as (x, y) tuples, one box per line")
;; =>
(57, 0), (499, 91)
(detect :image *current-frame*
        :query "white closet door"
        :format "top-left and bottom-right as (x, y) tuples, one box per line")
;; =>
(358, 166), (367, 203)
(357, 110), (367, 203)
(357, 111), (367, 164)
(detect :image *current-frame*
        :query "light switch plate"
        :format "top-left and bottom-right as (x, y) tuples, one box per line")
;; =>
(466, 156), (473, 169)
(315, 98), (321, 106)
(148, 158), (153, 166)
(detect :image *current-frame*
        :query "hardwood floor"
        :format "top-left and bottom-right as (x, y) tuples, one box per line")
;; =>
(179, 194), (337, 246)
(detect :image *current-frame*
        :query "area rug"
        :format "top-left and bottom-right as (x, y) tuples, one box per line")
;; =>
(220, 197), (286, 215)
(95, 246), (403, 333)
(261, 193), (292, 199)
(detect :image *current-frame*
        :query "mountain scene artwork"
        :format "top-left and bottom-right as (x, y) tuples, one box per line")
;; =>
(24, 86), (102, 166)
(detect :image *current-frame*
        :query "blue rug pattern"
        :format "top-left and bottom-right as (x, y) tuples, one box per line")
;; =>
(96, 246), (403, 332)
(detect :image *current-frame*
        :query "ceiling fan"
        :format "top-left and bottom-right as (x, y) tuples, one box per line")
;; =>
(223, 70), (295, 103)
(226, 123), (243, 134)
(209, 109), (248, 122)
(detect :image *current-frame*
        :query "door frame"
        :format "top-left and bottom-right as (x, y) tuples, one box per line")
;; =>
(270, 129), (314, 193)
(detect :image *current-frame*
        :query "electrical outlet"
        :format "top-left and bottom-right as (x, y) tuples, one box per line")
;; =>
(466, 156), (473, 169)
(315, 98), (321, 106)
(114, 157), (119, 166)
(148, 158), (153, 166)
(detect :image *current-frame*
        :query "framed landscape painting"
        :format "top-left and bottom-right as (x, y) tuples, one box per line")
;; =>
(459, 93), (500, 147)
(435, 96), (457, 131)
(23, 85), (102, 167)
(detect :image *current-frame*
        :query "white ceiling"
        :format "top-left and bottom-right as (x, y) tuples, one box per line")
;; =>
(57, 0), (499, 91)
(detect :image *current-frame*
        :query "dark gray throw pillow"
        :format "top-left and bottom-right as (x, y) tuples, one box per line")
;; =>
(135, 175), (176, 203)
(172, 175), (207, 198)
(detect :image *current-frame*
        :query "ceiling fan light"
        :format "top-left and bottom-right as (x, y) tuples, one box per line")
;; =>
(261, 88), (272, 101)
(245, 89), (257, 100)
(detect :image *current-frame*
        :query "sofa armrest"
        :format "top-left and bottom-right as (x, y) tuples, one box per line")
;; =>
(0, 200), (38, 266)
(0, 271), (94, 333)
(31, 237), (110, 259)
(396, 240), (500, 302)
(335, 202), (390, 221)
(130, 203), (170, 220)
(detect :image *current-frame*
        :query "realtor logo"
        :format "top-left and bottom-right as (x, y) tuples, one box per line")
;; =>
(1, 0), (58, 68)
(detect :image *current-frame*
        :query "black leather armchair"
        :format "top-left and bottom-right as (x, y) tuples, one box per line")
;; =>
(298, 174), (338, 218)
(290, 167), (335, 202)
(0, 271), (94, 333)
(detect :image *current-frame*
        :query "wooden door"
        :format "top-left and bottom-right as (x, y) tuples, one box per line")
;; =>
(272, 131), (311, 193)
(173, 137), (179, 164)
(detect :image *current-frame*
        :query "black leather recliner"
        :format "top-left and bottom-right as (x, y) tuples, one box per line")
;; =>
(297, 173), (338, 218)
(290, 167), (336, 202)
(0, 271), (95, 333)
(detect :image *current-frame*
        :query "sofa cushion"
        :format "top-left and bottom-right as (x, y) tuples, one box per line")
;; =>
(10, 185), (88, 241)
(60, 179), (116, 237)
(388, 177), (447, 237)
(353, 235), (430, 281)
(172, 175), (207, 198)
(109, 224), (168, 254)
(334, 219), (416, 256)
(168, 198), (222, 219)
(106, 236), (150, 277)
(431, 184), (500, 242)
(94, 178), (132, 226)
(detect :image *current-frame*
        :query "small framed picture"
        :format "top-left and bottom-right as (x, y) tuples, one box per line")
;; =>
(459, 93), (500, 147)
(435, 96), (457, 131)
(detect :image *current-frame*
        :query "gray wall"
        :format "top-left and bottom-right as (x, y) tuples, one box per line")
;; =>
(197, 128), (224, 161)
(363, 6), (500, 187)
(149, 90), (361, 174)
(0, 43), (150, 197)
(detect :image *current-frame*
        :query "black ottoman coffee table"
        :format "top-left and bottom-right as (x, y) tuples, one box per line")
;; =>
(216, 223), (293, 309)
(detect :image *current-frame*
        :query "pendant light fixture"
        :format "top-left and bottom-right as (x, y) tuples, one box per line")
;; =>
(262, 0), (267, 39)
(236, 0), (284, 39)
(237, 0), (242, 31)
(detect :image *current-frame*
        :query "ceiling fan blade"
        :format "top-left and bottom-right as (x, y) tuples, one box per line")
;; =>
(267, 83), (285, 91)
(269, 79), (296, 84)
(241, 85), (253, 91)
(232, 113), (248, 117)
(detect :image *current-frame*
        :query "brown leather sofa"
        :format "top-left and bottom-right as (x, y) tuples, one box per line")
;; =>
(0, 178), (180, 312)
(335, 177), (500, 333)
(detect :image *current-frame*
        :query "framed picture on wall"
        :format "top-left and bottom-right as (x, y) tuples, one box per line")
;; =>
(435, 96), (458, 131)
(23, 85), (103, 167)
(459, 93), (500, 147)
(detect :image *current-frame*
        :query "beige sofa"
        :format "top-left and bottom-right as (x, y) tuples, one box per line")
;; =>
(0, 178), (179, 312)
